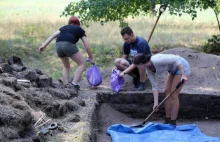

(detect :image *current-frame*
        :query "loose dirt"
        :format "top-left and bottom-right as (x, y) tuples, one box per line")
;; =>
(0, 47), (219, 142)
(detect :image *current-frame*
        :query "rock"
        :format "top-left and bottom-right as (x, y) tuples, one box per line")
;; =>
(66, 89), (78, 98)
(11, 64), (26, 72)
(36, 75), (52, 87)
(0, 73), (14, 77)
(7, 56), (23, 65)
(46, 88), (71, 99)
(0, 63), (13, 73)
(18, 69), (39, 82)
(69, 114), (80, 122)
(0, 77), (17, 87)
(52, 82), (65, 89)
(0, 58), (5, 63)
(35, 69), (43, 75)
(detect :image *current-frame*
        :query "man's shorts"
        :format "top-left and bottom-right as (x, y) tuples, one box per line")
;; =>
(56, 41), (79, 58)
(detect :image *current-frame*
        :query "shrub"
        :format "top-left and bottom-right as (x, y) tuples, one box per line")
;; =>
(202, 34), (220, 55)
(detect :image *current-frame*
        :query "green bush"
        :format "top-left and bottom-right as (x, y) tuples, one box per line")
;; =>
(202, 35), (220, 55)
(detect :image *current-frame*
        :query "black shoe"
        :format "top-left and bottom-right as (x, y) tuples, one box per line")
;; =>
(169, 120), (177, 126)
(67, 83), (80, 91)
(73, 84), (80, 91)
(136, 82), (146, 91)
(163, 117), (171, 124)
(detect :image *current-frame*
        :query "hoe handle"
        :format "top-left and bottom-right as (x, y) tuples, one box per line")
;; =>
(141, 80), (185, 125)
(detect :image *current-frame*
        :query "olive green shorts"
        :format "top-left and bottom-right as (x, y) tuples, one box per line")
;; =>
(56, 41), (79, 58)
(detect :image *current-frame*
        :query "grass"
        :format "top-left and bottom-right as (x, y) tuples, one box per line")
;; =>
(0, 0), (219, 79)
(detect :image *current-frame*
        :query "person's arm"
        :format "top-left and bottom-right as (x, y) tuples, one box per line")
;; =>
(172, 55), (188, 81)
(39, 30), (60, 53)
(177, 64), (188, 81)
(147, 68), (159, 110)
(120, 63), (136, 76)
(81, 36), (95, 64)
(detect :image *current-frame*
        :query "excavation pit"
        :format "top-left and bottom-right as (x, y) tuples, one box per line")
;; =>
(91, 91), (220, 142)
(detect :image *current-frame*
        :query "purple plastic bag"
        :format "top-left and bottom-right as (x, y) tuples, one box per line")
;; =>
(111, 69), (125, 92)
(86, 64), (102, 86)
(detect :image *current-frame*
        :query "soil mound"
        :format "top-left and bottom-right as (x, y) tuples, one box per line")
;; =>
(0, 56), (85, 142)
(88, 47), (220, 94)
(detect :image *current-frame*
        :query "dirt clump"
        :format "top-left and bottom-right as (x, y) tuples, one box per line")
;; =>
(0, 56), (86, 142)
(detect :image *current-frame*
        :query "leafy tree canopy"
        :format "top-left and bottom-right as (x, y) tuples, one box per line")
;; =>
(62, 0), (219, 27)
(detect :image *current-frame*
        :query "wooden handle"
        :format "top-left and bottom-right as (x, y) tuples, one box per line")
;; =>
(141, 80), (184, 125)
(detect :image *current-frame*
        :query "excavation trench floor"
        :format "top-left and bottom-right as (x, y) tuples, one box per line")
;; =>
(95, 103), (220, 142)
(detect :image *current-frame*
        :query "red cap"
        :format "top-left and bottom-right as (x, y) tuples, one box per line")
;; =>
(68, 16), (80, 26)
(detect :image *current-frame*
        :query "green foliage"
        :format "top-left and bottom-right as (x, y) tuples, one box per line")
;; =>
(51, 71), (62, 79)
(62, 0), (219, 27)
(213, 0), (220, 14)
(62, 0), (152, 27)
(202, 34), (220, 55)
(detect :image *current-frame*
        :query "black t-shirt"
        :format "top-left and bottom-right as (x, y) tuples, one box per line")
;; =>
(56, 25), (86, 44)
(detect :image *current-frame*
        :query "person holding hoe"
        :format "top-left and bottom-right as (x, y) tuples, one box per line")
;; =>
(121, 53), (190, 125)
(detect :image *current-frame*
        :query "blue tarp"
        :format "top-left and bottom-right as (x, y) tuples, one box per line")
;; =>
(107, 122), (220, 142)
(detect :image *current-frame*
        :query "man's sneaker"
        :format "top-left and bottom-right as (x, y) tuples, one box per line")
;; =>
(136, 82), (146, 91)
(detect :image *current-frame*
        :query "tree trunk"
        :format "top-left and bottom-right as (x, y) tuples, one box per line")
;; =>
(214, 9), (220, 32)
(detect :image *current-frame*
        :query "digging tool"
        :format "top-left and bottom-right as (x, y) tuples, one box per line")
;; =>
(131, 79), (185, 128)
(38, 122), (58, 135)
(147, 4), (167, 43)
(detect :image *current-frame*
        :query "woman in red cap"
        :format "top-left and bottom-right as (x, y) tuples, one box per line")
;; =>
(39, 16), (95, 91)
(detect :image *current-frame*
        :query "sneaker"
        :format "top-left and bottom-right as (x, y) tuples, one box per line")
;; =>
(72, 84), (80, 91)
(66, 83), (80, 91)
(136, 82), (146, 91)
(163, 117), (171, 124)
(169, 120), (177, 126)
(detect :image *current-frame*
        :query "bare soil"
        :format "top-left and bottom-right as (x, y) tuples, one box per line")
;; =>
(96, 103), (220, 142)
(0, 47), (219, 142)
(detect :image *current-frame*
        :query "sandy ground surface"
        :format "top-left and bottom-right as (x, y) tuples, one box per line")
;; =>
(96, 103), (220, 142)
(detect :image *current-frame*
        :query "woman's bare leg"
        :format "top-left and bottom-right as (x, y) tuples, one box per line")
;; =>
(139, 68), (146, 82)
(70, 52), (86, 84)
(60, 57), (70, 85)
(164, 74), (174, 119)
(170, 75), (183, 121)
